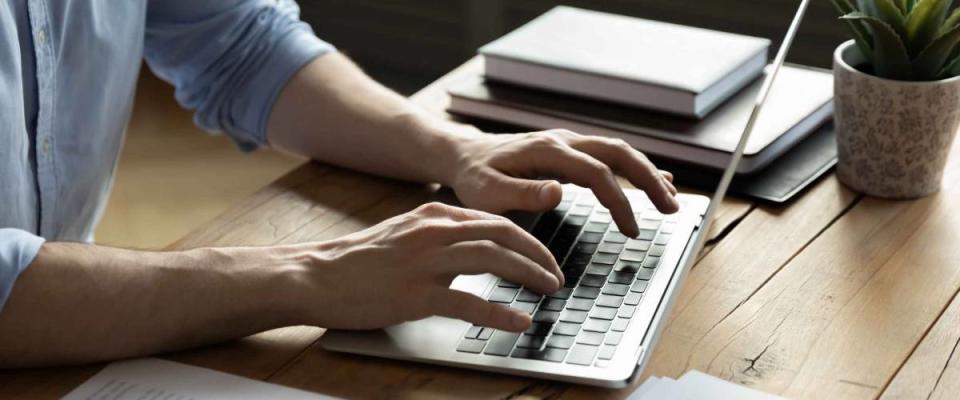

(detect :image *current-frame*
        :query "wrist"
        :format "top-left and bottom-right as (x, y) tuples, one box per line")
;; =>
(199, 245), (313, 328)
(425, 121), (484, 188)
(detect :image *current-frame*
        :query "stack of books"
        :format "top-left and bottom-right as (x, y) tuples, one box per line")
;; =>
(447, 6), (836, 201)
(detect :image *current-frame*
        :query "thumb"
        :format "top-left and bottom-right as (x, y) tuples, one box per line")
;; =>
(482, 173), (563, 213)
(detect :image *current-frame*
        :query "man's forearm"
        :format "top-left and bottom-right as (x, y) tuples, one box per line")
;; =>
(266, 53), (473, 187)
(0, 243), (303, 368)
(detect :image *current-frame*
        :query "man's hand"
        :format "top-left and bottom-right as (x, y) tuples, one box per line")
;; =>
(292, 202), (563, 332)
(446, 129), (679, 238)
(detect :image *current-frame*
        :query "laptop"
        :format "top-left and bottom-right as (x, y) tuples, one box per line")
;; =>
(320, 0), (811, 388)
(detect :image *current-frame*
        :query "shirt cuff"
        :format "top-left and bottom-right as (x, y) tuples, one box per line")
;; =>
(236, 30), (335, 152)
(0, 229), (46, 312)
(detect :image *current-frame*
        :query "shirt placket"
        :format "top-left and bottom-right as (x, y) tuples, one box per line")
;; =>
(26, 0), (57, 238)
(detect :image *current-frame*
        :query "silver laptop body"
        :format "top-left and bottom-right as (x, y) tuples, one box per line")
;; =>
(321, 0), (811, 388)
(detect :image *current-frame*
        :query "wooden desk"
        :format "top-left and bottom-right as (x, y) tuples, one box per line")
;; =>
(4, 59), (960, 400)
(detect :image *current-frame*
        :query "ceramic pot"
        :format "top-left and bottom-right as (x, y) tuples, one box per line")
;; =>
(833, 40), (960, 199)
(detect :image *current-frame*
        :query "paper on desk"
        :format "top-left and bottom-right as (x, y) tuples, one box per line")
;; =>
(630, 370), (786, 400)
(63, 358), (337, 400)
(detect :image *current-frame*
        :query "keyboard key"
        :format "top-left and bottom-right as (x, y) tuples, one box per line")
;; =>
(567, 344), (600, 365)
(584, 222), (608, 233)
(465, 325), (482, 339)
(511, 347), (567, 362)
(566, 253), (593, 267)
(638, 219), (661, 230)
(457, 339), (487, 353)
(619, 250), (646, 262)
(595, 359), (612, 368)
(624, 292), (643, 305)
(648, 245), (666, 257)
(597, 243), (624, 254)
(631, 280), (649, 293)
(547, 287), (573, 299)
(562, 267), (584, 282)
(643, 257), (661, 269)
(478, 328), (494, 340)
(489, 287), (519, 303)
(546, 334), (576, 349)
(569, 205), (594, 216)
(598, 345), (617, 360)
(592, 253), (619, 265)
(596, 295), (624, 308)
(573, 286), (601, 299)
(614, 261), (642, 273)
(576, 331), (605, 345)
(584, 318), (612, 333)
(516, 334), (546, 349)
(511, 301), (537, 315)
(578, 232), (604, 244)
(637, 230), (657, 240)
(560, 309), (588, 323)
(579, 274), (606, 288)
(611, 318), (630, 332)
(603, 232), (629, 244)
(533, 310), (560, 323)
(566, 298), (595, 311)
(586, 263), (613, 277)
(655, 234), (672, 245)
(605, 332), (623, 345)
(602, 283), (630, 296)
(573, 242), (598, 254)
(625, 239), (652, 251)
(483, 331), (521, 356)
(589, 213), (612, 223)
(517, 289), (542, 303)
(608, 271), (635, 284)
(589, 307), (618, 320)
(498, 280), (521, 288)
(553, 322), (582, 336)
(637, 269), (655, 281)
(540, 298), (566, 312)
(565, 218), (588, 229)
(618, 305), (637, 318)
(525, 322), (553, 336)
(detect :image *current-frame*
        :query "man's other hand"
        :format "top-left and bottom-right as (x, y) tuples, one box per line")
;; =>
(290, 202), (563, 332)
(446, 130), (679, 238)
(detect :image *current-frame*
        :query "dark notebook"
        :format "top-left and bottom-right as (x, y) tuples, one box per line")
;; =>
(448, 65), (833, 174)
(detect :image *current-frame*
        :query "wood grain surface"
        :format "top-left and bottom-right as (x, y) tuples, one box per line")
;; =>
(2, 58), (958, 400)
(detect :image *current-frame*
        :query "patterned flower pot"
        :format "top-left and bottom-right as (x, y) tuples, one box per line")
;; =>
(833, 40), (960, 199)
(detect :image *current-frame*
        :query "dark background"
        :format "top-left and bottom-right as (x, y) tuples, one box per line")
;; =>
(299, 0), (850, 94)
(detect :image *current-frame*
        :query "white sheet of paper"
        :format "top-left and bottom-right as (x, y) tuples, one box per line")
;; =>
(627, 377), (663, 399)
(674, 370), (786, 400)
(63, 358), (337, 400)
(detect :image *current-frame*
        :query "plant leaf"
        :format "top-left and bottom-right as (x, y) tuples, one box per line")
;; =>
(833, 0), (875, 59)
(941, 7), (960, 35)
(913, 25), (960, 79)
(874, 0), (909, 37)
(905, 0), (951, 52)
(843, 12), (914, 79)
(894, 0), (910, 13)
(937, 53), (960, 77)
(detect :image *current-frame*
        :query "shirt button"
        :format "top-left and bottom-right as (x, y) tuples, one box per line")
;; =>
(36, 29), (47, 44)
(42, 138), (51, 154)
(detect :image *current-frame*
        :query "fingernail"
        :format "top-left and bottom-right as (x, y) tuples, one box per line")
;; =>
(512, 312), (531, 329)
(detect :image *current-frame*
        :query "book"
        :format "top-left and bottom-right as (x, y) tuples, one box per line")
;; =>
(447, 64), (834, 174)
(479, 6), (771, 118)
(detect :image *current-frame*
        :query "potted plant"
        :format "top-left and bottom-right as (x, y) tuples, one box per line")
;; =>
(830, 0), (960, 198)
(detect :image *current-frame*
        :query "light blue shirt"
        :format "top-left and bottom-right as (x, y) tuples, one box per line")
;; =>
(0, 0), (334, 310)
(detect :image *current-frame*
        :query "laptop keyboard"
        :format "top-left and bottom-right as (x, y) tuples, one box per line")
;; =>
(456, 191), (677, 368)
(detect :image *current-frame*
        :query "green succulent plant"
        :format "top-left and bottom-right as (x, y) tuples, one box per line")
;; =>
(830, 0), (960, 81)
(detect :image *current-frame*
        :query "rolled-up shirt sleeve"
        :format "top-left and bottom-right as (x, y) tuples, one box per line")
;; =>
(144, 0), (335, 151)
(0, 229), (45, 312)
